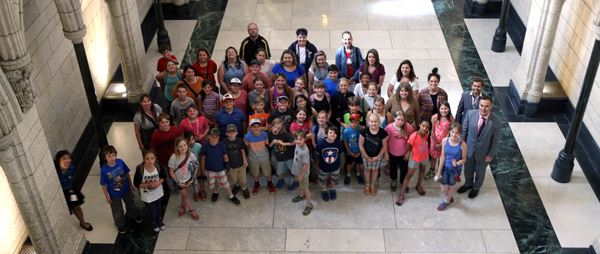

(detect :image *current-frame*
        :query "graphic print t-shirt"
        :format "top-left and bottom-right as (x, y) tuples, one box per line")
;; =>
(407, 132), (430, 163)
(316, 139), (344, 172)
(268, 132), (295, 161)
(100, 159), (131, 198)
(140, 168), (164, 203)
(168, 153), (198, 183)
(360, 127), (389, 157)
(341, 126), (361, 154)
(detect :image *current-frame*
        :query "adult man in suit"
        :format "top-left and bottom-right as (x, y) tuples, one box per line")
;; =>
(457, 94), (501, 199)
(455, 77), (485, 125)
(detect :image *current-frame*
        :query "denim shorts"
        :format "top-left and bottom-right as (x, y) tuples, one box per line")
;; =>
(176, 179), (193, 191)
(276, 159), (294, 176)
(441, 166), (461, 186)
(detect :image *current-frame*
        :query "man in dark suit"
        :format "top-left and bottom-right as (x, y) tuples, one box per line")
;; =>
(455, 77), (485, 125)
(458, 95), (501, 199)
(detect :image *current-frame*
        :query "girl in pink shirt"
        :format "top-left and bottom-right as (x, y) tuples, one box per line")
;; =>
(179, 105), (209, 144)
(396, 120), (430, 206)
(384, 110), (414, 192)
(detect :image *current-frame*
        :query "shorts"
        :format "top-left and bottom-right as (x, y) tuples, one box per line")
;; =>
(318, 169), (340, 187)
(176, 179), (193, 191)
(345, 153), (363, 165)
(229, 166), (247, 185)
(298, 174), (309, 189)
(362, 154), (384, 169)
(207, 171), (230, 189)
(249, 160), (271, 177)
(441, 166), (461, 186)
(276, 159), (294, 175)
(408, 157), (430, 169)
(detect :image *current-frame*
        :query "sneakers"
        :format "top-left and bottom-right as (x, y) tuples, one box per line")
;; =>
(287, 181), (299, 191)
(158, 220), (166, 230)
(356, 175), (365, 186)
(190, 209), (200, 220)
(151, 222), (160, 232)
(370, 185), (377, 196)
(230, 196), (242, 207)
(302, 204), (314, 216)
(292, 194), (306, 203)
(275, 180), (284, 190)
(135, 216), (143, 223)
(344, 175), (351, 186)
(321, 190), (330, 202)
(243, 188), (250, 199)
(211, 192), (219, 204)
(391, 181), (397, 192)
(253, 182), (260, 195)
(268, 182), (275, 194)
(199, 190), (207, 201)
(232, 185), (241, 195)
(179, 205), (186, 217)
(364, 184), (370, 195)
(118, 227), (126, 234)
(194, 192), (200, 202)
(437, 200), (451, 211)
(330, 189), (337, 201)
(424, 169), (435, 180)
(395, 195), (404, 206)
(416, 185), (426, 196)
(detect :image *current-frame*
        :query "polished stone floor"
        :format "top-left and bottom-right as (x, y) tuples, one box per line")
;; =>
(71, 0), (600, 253)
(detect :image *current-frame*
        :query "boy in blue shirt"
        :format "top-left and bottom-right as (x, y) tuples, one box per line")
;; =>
(201, 128), (242, 206)
(322, 65), (339, 98)
(100, 145), (142, 234)
(315, 126), (344, 201)
(341, 113), (364, 186)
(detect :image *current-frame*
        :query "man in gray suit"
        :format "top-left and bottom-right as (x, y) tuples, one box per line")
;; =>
(455, 77), (485, 125)
(457, 94), (501, 198)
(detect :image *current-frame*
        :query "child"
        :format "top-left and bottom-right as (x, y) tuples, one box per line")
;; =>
(310, 81), (331, 120)
(341, 113), (364, 186)
(427, 101), (454, 180)
(290, 129), (313, 216)
(323, 64), (339, 97)
(169, 137), (200, 219)
(360, 82), (380, 113)
(359, 114), (389, 196)
(288, 107), (315, 188)
(171, 84), (197, 127)
(268, 118), (297, 191)
(157, 45), (179, 72)
(267, 95), (294, 131)
(294, 94), (318, 122)
(222, 124), (250, 199)
(179, 105), (209, 145)
(184, 131), (205, 201)
(316, 126), (344, 201)
(100, 145), (142, 234)
(150, 113), (181, 193)
(385, 110), (413, 192)
(249, 96), (270, 132)
(245, 119), (274, 195)
(201, 128), (242, 206)
(198, 79), (221, 128)
(341, 96), (366, 130)
(270, 73), (293, 112)
(366, 97), (392, 129)
(311, 110), (330, 185)
(134, 150), (166, 232)
(292, 76), (309, 105)
(434, 122), (467, 210)
(249, 76), (270, 114)
(331, 77), (355, 129)
(396, 120), (431, 206)
(353, 72), (372, 99)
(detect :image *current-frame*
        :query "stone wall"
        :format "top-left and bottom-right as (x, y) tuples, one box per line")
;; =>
(137, 0), (152, 22)
(0, 167), (27, 254)
(512, 0), (600, 142)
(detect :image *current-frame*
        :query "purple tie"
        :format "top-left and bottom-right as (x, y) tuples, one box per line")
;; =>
(478, 116), (486, 138)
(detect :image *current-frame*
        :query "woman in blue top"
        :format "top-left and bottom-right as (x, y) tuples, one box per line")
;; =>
(335, 31), (363, 84)
(55, 150), (93, 231)
(218, 47), (248, 95)
(271, 49), (306, 88)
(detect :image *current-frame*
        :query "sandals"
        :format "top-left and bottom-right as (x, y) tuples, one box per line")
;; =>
(416, 185), (426, 196)
(189, 209), (199, 220)
(178, 205), (186, 217)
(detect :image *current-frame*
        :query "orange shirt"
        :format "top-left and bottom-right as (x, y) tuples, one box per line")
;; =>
(407, 131), (429, 163)
(249, 110), (270, 128)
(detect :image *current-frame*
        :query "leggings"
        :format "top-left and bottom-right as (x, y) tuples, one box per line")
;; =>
(389, 153), (409, 183)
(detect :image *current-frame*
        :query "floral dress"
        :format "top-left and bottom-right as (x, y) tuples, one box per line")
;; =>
(430, 116), (453, 158)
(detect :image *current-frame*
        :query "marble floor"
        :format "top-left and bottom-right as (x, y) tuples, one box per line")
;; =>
(71, 0), (600, 253)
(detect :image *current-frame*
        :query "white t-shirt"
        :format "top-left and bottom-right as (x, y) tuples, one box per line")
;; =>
(354, 83), (367, 98)
(168, 153), (198, 183)
(298, 47), (306, 64)
(140, 168), (164, 203)
(389, 74), (419, 94)
(260, 60), (276, 78)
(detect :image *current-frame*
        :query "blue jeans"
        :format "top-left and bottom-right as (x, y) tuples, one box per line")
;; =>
(144, 197), (163, 224)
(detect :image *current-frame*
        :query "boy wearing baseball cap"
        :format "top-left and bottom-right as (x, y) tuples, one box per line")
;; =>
(200, 128), (242, 206)
(267, 95), (294, 131)
(341, 113), (364, 186)
(215, 94), (246, 139)
(244, 118), (274, 194)
(222, 124), (250, 199)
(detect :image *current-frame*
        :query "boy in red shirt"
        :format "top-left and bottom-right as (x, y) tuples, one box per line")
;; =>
(157, 45), (179, 72)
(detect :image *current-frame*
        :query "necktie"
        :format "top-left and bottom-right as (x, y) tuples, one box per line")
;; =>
(478, 116), (486, 138)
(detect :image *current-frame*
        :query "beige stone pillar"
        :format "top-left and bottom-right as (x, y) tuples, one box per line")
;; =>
(105, 0), (153, 104)
(512, 0), (566, 116)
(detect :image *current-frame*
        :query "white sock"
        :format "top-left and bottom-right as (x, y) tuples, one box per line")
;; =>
(347, 173), (351, 177)
(356, 173), (361, 176)
(229, 195), (234, 198)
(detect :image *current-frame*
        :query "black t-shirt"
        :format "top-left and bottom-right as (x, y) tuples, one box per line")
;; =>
(312, 96), (330, 116)
(360, 127), (388, 157)
(221, 137), (246, 168)
(267, 108), (294, 131)
(431, 94), (439, 116)
(331, 91), (355, 120)
(240, 35), (271, 65)
(268, 132), (296, 161)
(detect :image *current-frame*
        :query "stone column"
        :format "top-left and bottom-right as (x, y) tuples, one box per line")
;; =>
(511, 0), (566, 117)
(105, 0), (153, 105)
(0, 1), (35, 112)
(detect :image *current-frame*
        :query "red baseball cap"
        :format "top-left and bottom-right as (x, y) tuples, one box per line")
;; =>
(350, 113), (360, 122)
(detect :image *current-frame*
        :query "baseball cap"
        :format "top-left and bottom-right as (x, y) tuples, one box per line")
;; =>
(277, 95), (289, 103)
(226, 124), (238, 132)
(249, 59), (261, 66)
(249, 118), (262, 126)
(349, 113), (361, 122)
(230, 78), (241, 85)
(223, 94), (234, 102)
(209, 128), (220, 136)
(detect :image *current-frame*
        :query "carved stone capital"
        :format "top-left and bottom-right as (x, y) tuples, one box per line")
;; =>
(2, 62), (35, 112)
